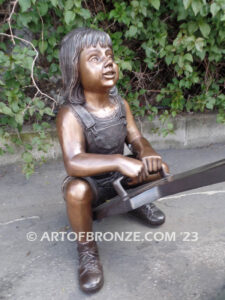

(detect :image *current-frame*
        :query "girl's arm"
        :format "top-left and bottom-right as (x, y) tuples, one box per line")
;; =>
(56, 106), (146, 180)
(124, 99), (169, 175)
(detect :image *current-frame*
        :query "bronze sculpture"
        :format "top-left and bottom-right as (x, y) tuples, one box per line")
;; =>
(56, 28), (169, 293)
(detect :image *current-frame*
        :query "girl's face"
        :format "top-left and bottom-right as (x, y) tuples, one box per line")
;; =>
(79, 44), (119, 93)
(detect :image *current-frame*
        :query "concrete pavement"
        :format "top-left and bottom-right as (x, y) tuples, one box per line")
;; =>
(1, 144), (225, 300)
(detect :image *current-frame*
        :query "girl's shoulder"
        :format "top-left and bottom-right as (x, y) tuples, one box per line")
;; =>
(56, 103), (84, 130)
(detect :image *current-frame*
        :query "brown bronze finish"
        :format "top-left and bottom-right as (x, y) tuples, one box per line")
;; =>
(56, 28), (169, 293)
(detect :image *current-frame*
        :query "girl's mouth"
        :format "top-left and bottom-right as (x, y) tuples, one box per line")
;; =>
(103, 71), (116, 79)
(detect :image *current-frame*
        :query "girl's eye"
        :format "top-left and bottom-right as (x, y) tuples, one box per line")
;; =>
(90, 56), (99, 62)
(107, 54), (114, 59)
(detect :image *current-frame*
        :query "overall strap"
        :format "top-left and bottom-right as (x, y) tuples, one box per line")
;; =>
(117, 95), (127, 120)
(70, 104), (95, 129)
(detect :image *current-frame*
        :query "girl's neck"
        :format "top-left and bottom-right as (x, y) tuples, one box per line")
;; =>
(84, 90), (111, 109)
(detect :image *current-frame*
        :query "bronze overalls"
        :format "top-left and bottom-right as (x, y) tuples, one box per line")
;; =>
(62, 96), (128, 207)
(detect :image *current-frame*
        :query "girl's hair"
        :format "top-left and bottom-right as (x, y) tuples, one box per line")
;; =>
(59, 27), (118, 105)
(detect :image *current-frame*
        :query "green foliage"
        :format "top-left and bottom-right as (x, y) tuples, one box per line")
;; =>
(0, 0), (224, 177)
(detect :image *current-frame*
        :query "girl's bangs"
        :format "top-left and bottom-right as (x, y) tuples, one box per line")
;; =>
(81, 30), (112, 49)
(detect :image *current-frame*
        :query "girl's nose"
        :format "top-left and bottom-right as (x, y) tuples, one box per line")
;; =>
(104, 57), (113, 68)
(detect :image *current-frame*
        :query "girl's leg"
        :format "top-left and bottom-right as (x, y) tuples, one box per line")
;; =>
(66, 179), (93, 241)
(65, 179), (103, 293)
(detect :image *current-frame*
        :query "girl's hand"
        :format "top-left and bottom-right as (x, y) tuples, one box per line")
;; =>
(117, 156), (147, 184)
(142, 155), (162, 176)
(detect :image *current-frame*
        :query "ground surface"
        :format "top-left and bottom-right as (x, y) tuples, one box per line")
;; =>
(1, 144), (225, 300)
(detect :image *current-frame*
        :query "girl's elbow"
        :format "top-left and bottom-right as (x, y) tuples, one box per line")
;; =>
(65, 160), (84, 177)
(65, 160), (77, 177)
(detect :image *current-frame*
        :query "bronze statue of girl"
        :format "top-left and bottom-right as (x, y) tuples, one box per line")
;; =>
(57, 27), (169, 293)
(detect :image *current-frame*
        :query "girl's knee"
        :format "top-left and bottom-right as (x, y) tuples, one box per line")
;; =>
(65, 179), (93, 204)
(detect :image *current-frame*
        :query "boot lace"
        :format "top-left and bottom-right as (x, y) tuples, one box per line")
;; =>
(79, 247), (100, 272)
